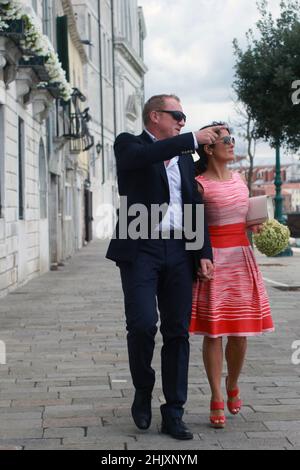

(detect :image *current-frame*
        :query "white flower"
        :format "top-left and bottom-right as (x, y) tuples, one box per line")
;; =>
(0, 0), (72, 101)
(0, 20), (8, 30)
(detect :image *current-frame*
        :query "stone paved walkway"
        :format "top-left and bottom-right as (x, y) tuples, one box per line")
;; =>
(0, 241), (300, 450)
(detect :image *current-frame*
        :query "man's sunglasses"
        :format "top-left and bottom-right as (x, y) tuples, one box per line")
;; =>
(156, 110), (187, 122)
(210, 135), (235, 146)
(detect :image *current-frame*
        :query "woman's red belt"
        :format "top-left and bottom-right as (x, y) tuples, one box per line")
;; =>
(208, 222), (250, 248)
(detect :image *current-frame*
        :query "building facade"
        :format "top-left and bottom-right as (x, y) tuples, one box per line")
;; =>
(0, 0), (147, 297)
(1, 0), (55, 295)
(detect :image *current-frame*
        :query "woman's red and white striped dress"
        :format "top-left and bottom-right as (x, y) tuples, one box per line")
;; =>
(190, 172), (274, 338)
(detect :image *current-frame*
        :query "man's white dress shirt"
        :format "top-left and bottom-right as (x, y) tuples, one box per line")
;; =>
(144, 129), (198, 232)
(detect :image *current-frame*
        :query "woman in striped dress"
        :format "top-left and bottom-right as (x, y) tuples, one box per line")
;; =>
(190, 122), (274, 428)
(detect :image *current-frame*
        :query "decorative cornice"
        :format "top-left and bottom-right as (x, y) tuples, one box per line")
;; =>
(24, 88), (54, 122)
(53, 136), (68, 153)
(114, 37), (148, 77)
(15, 68), (37, 104)
(0, 36), (22, 86)
(61, 0), (88, 65)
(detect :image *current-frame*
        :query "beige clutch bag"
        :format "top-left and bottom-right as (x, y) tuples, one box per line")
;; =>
(246, 195), (274, 226)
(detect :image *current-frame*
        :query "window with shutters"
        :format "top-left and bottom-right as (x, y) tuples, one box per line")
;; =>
(39, 139), (47, 219)
(56, 16), (70, 82)
(18, 117), (25, 220)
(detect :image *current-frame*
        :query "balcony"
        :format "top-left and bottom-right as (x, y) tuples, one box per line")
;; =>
(56, 87), (94, 152)
(0, 9), (71, 103)
(0, 19), (25, 86)
(0, 19), (25, 39)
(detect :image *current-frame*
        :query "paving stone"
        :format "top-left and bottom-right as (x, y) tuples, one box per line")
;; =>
(127, 441), (222, 450)
(11, 399), (72, 408)
(264, 421), (300, 431)
(43, 416), (101, 428)
(251, 405), (300, 413)
(0, 444), (23, 450)
(278, 399), (300, 405)
(43, 427), (85, 438)
(60, 443), (126, 450)
(0, 411), (42, 420)
(63, 435), (136, 446)
(243, 412), (300, 422)
(0, 429), (43, 439)
(246, 431), (287, 439)
(219, 438), (293, 450)
(22, 439), (62, 450)
(0, 401), (12, 407)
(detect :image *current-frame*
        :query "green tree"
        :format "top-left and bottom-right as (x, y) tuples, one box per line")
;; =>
(233, 0), (300, 229)
(233, 0), (300, 150)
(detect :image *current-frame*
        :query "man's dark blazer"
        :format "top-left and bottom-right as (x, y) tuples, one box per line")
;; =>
(106, 130), (213, 277)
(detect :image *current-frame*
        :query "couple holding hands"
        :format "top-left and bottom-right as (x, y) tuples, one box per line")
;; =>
(106, 94), (274, 440)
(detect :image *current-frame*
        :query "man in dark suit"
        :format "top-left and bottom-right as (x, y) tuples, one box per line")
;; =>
(106, 94), (221, 440)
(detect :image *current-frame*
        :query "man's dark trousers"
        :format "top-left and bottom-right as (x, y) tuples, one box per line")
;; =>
(118, 236), (193, 420)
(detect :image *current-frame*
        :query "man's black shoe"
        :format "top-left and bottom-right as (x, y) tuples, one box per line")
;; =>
(131, 391), (152, 430)
(161, 417), (193, 440)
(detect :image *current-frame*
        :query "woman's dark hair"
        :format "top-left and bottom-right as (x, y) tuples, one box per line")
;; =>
(195, 121), (231, 176)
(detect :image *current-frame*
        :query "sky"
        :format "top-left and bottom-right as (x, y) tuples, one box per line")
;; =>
(138, 0), (298, 164)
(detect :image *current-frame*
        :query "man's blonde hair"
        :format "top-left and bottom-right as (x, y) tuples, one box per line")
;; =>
(142, 94), (181, 126)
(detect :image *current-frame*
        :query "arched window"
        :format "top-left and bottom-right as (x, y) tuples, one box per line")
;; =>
(39, 139), (48, 219)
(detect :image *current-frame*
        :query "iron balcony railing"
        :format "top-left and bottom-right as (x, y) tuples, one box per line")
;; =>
(56, 87), (94, 152)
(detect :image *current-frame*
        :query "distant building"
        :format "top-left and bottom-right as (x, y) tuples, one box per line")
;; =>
(286, 163), (300, 182)
(232, 156), (300, 213)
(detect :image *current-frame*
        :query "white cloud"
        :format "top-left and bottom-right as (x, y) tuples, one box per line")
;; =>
(139, 0), (291, 161)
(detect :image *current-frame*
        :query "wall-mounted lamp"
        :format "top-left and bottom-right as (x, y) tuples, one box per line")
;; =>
(84, 178), (91, 189)
(80, 39), (93, 46)
(96, 142), (102, 154)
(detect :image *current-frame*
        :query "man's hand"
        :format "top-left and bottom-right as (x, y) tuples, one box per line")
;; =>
(194, 126), (226, 145)
(197, 259), (214, 282)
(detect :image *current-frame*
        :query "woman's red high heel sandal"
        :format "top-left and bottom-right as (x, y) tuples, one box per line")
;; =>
(226, 377), (242, 415)
(210, 401), (226, 429)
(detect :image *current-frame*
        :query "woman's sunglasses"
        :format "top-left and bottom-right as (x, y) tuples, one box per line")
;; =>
(156, 110), (187, 122)
(210, 135), (235, 146)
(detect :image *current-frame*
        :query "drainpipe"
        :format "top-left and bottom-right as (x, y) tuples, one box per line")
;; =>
(97, 0), (105, 184)
(111, 0), (117, 139)
(111, 0), (118, 224)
